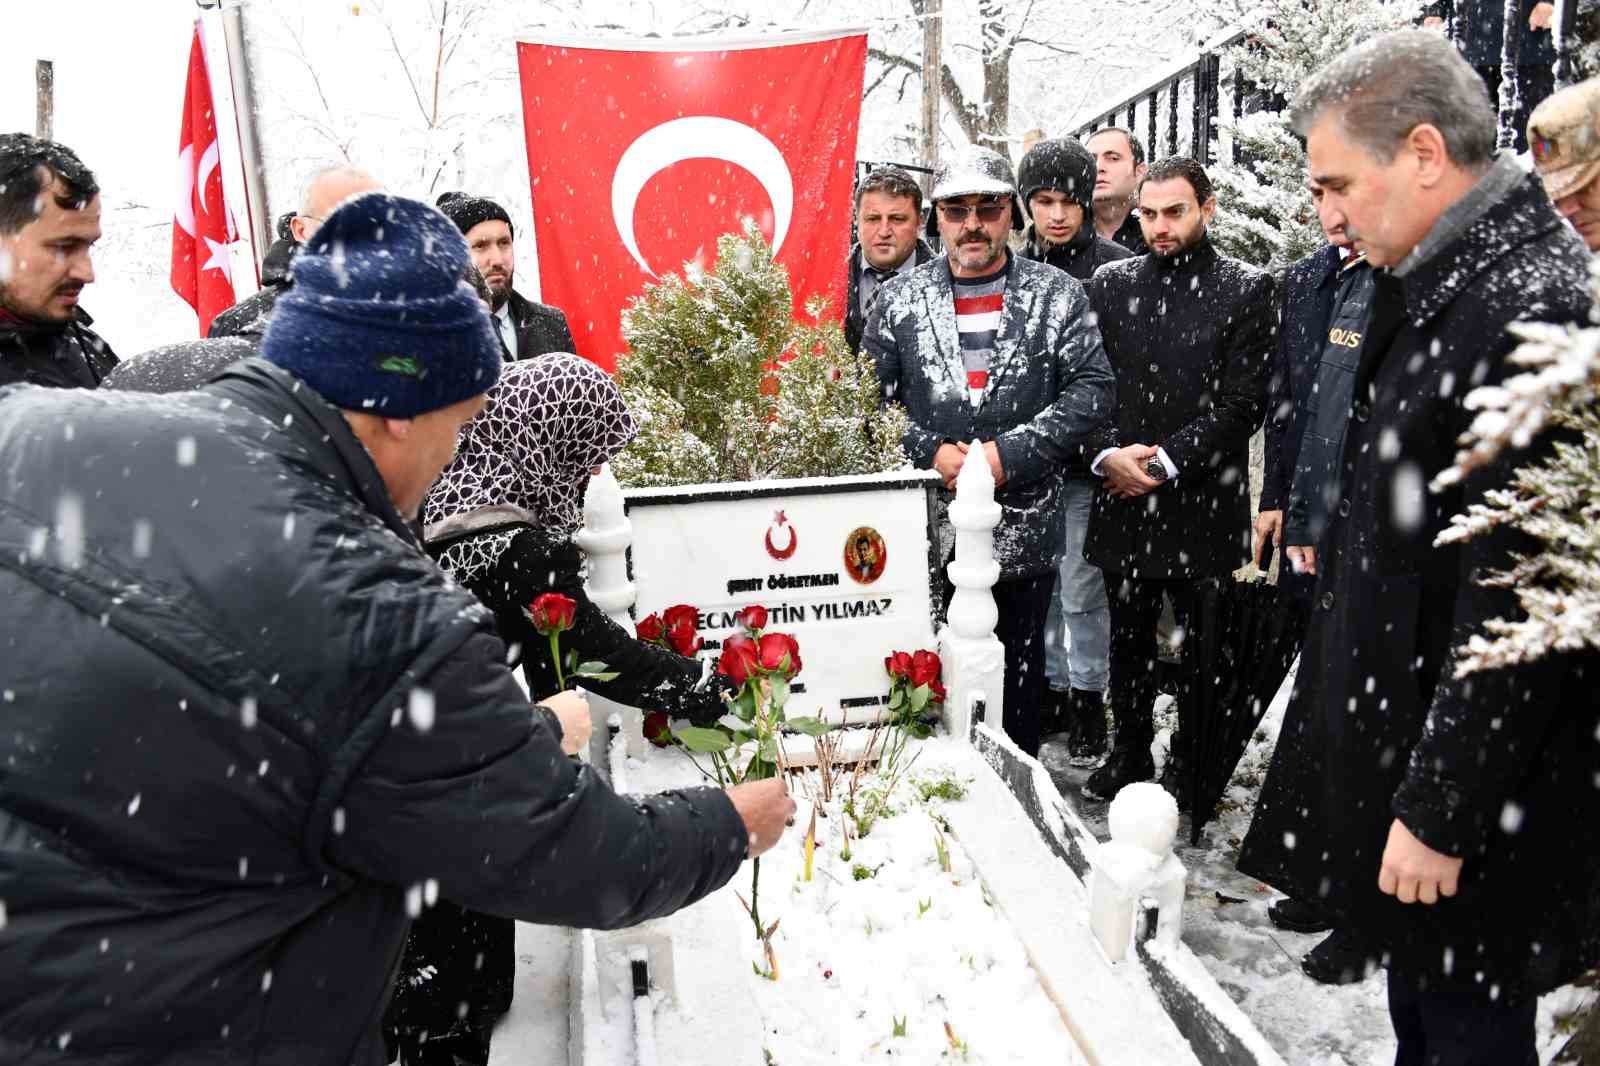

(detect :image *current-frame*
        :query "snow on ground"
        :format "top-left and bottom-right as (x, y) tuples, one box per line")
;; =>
(626, 735), (1088, 1065)
(1041, 663), (1596, 1066)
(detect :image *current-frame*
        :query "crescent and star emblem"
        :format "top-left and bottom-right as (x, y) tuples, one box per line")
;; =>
(764, 509), (797, 561)
(611, 115), (795, 278)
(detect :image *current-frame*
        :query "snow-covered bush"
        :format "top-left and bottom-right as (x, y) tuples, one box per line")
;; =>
(612, 221), (908, 488)
(1434, 263), (1600, 674)
(1200, 0), (1422, 270)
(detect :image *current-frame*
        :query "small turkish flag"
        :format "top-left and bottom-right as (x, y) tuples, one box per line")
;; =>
(516, 32), (867, 371)
(171, 21), (236, 336)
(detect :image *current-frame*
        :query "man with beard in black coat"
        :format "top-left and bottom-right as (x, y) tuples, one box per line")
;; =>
(436, 191), (576, 360)
(0, 192), (794, 1066)
(1016, 137), (1131, 758)
(1079, 156), (1274, 801)
(1238, 31), (1597, 1065)
(0, 134), (117, 388)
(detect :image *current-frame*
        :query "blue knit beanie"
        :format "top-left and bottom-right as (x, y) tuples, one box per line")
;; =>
(261, 192), (501, 417)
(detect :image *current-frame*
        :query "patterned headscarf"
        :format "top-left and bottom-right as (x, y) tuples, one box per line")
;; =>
(423, 354), (637, 583)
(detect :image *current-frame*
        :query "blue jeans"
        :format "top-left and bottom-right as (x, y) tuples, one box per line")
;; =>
(1043, 479), (1109, 692)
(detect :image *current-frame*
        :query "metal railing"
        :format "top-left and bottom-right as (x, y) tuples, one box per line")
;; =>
(1069, 1), (1582, 163)
(1070, 27), (1245, 167)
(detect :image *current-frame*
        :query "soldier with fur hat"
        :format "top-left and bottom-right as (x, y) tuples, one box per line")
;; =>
(1529, 75), (1600, 251)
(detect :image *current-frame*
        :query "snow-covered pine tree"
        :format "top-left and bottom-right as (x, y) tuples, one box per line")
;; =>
(1199, 0), (1421, 270)
(1433, 263), (1600, 674)
(611, 221), (908, 488)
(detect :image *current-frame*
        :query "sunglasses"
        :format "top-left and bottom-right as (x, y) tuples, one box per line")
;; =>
(938, 199), (1009, 224)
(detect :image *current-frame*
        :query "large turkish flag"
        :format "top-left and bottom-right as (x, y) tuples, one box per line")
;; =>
(516, 32), (868, 371)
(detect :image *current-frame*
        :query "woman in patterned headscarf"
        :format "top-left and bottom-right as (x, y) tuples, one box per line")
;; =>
(388, 354), (729, 1066)
(422, 353), (726, 711)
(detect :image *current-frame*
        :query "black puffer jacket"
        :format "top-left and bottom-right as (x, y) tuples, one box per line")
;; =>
(0, 359), (747, 1066)
(0, 307), (117, 388)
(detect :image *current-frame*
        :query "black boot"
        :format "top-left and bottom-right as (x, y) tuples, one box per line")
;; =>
(1267, 897), (1334, 934)
(1300, 928), (1379, 985)
(1038, 687), (1074, 742)
(1067, 689), (1108, 765)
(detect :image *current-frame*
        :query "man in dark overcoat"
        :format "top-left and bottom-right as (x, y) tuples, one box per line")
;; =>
(1246, 185), (1382, 985)
(1080, 156), (1275, 800)
(1238, 30), (1599, 1065)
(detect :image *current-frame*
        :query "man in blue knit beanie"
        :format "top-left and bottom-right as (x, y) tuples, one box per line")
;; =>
(260, 191), (502, 518)
(0, 191), (795, 1065)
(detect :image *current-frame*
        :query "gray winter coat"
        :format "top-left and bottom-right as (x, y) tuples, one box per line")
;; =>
(865, 252), (1117, 580)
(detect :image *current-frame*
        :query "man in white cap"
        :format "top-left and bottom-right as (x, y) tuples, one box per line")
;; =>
(865, 144), (1117, 758)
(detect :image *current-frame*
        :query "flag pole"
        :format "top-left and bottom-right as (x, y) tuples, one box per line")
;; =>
(197, 0), (269, 286)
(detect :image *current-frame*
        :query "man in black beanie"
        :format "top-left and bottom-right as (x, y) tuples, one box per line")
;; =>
(1015, 137), (1131, 763)
(1017, 138), (1133, 281)
(435, 191), (576, 361)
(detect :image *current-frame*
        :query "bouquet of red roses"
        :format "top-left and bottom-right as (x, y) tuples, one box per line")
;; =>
(882, 648), (945, 762)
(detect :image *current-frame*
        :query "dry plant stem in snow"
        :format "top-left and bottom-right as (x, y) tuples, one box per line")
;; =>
(1434, 267), (1600, 674)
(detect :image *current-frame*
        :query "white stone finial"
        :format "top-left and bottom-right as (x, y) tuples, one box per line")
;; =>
(936, 441), (1005, 740)
(1089, 782), (1188, 962)
(573, 464), (644, 762)
(1107, 782), (1179, 857)
(945, 440), (1001, 641)
(573, 464), (636, 629)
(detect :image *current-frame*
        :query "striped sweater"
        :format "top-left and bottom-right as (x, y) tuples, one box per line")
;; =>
(952, 260), (1008, 407)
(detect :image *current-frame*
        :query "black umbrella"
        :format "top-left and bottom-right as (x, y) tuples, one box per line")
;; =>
(1181, 542), (1309, 846)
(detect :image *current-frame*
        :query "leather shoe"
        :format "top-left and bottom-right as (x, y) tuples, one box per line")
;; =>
(1268, 897), (1333, 934)
(1300, 928), (1378, 985)
(1082, 742), (1155, 800)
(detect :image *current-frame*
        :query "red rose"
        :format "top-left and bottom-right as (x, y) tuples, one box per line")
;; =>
(661, 604), (703, 657)
(909, 649), (942, 688)
(884, 651), (914, 680)
(527, 592), (577, 635)
(642, 711), (673, 748)
(736, 605), (769, 633)
(717, 634), (760, 687)
(635, 612), (665, 643)
(929, 679), (948, 703)
(759, 632), (802, 679)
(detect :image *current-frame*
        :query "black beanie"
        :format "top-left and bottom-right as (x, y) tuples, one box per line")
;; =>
(1016, 138), (1097, 218)
(435, 191), (514, 238)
